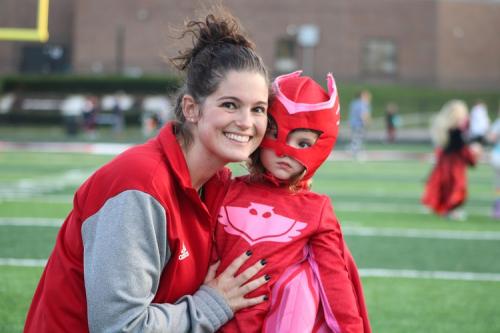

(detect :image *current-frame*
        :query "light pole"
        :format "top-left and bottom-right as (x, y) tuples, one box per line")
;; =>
(297, 24), (320, 77)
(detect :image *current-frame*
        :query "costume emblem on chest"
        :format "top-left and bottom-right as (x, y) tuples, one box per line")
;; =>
(218, 202), (307, 245)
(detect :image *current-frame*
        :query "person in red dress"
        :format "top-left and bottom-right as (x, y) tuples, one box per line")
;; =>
(422, 100), (482, 220)
(214, 71), (371, 333)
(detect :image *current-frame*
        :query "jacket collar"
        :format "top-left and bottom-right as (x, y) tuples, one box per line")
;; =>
(157, 122), (195, 192)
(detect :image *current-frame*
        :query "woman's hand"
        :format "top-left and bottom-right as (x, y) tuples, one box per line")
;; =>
(204, 251), (269, 312)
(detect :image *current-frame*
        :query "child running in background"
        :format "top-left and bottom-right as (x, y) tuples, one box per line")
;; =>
(422, 100), (482, 220)
(488, 108), (500, 219)
(214, 71), (371, 332)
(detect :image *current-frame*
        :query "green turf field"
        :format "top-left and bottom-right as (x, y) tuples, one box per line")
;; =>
(0, 149), (499, 332)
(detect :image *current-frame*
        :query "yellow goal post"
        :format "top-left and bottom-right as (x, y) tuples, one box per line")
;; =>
(0, 0), (50, 42)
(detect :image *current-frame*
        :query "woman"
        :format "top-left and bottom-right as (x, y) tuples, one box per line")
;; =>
(24, 9), (271, 333)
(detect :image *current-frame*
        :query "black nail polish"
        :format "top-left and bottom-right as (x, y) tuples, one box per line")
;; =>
(246, 250), (253, 256)
(263, 295), (269, 301)
(260, 259), (267, 266)
(264, 274), (271, 281)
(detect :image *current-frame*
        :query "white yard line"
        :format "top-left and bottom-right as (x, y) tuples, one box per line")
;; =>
(0, 258), (47, 267)
(359, 268), (500, 282)
(0, 169), (91, 200)
(0, 141), (131, 155)
(0, 217), (62, 227)
(336, 202), (490, 216)
(0, 195), (73, 204)
(342, 226), (500, 240)
(1, 258), (499, 282)
(3, 218), (500, 241)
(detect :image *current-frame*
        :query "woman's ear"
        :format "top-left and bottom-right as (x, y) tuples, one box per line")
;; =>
(182, 95), (200, 123)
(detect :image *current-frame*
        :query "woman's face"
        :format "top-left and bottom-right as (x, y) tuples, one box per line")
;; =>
(193, 70), (269, 164)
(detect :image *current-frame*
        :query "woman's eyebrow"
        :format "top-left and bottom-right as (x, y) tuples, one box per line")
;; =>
(218, 95), (239, 101)
(217, 96), (268, 106)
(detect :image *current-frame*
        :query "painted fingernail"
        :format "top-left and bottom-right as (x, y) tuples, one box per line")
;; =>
(263, 295), (269, 301)
(246, 250), (253, 256)
(264, 274), (271, 281)
(260, 259), (267, 266)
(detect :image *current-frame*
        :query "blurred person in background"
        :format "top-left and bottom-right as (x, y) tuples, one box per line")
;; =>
(487, 106), (500, 219)
(60, 94), (86, 137)
(469, 99), (490, 145)
(24, 8), (272, 333)
(348, 90), (372, 160)
(141, 95), (173, 137)
(422, 100), (482, 221)
(385, 102), (399, 143)
(111, 90), (128, 137)
(82, 95), (99, 139)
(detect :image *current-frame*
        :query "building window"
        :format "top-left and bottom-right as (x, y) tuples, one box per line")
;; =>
(19, 44), (71, 74)
(362, 39), (397, 76)
(274, 36), (297, 74)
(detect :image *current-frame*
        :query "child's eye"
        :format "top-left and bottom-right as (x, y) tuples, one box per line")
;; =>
(298, 141), (313, 148)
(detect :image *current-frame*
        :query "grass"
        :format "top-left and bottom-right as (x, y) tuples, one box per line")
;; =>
(348, 236), (500, 272)
(0, 147), (499, 332)
(0, 267), (44, 333)
(364, 278), (500, 333)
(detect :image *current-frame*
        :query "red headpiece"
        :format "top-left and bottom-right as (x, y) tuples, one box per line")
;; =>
(260, 70), (340, 181)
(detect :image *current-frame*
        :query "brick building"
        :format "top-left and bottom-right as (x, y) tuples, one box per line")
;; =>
(1, 0), (499, 89)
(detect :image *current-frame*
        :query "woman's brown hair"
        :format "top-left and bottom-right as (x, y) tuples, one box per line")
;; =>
(169, 6), (269, 148)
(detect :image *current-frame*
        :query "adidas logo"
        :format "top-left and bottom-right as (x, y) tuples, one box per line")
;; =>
(178, 243), (189, 260)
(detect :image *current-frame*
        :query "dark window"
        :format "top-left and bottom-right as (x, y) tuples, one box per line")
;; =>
(362, 39), (397, 77)
(19, 44), (70, 73)
(274, 37), (298, 74)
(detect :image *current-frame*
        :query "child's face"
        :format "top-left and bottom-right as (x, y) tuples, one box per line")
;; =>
(455, 107), (469, 129)
(260, 129), (319, 180)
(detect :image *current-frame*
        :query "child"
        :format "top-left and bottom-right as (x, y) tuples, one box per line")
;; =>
(422, 100), (482, 220)
(214, 71), (371, 332)
(385, 102), (399, 143)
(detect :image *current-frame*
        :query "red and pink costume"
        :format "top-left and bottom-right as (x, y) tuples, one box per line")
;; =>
(214, 71), (371, 333)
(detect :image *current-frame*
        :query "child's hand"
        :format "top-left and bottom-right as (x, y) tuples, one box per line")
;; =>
(204, 251), (269, 312)
(470, 142), (483, 158)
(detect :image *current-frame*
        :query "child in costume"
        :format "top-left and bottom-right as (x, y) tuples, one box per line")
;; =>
(214, 71), (371, 332)
(422, 100), (482, 220)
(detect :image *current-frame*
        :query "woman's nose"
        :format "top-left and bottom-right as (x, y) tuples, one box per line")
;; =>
(235, 108), (252, 129)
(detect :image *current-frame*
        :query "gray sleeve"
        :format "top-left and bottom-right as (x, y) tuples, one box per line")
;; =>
(82, 190), (233, 333)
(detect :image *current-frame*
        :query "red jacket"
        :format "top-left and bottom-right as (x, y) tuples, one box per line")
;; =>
(214, 176), (371, 333)
(25, 123), (231, 332)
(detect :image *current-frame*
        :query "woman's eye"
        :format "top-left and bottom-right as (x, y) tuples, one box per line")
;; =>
(222, 102), (237, 109)
(253, 106), (267, 114)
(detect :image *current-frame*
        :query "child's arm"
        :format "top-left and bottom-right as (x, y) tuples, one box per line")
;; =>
(308, 198), (371, 333)
(464, 143), (482, 166)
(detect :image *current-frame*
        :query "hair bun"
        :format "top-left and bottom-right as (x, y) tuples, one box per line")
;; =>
(171, 10), (255, 71)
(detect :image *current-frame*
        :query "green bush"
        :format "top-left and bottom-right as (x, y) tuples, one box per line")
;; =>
(0, 75), (182, 125)
(337, 82), (500, 117)
(1, 74), (499, 122)
(0, 75), (181, 94)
